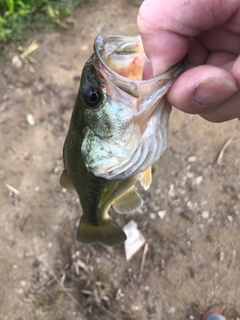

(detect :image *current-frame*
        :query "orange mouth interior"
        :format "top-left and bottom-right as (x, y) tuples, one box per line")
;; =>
(103, 39), (145, 81)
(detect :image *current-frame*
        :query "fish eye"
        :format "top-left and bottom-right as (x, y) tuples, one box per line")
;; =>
(83, 86), (101, 107)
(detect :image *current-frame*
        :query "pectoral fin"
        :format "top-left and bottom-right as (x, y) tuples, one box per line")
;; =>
(98, 180), (120, 208)
(113, 187), (143, 214)
(77, 216), (126, 246)
(140, 166), (152, 190)
(60, 169), (73, 189)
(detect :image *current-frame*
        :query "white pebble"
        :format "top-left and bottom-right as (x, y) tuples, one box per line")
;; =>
(168, 306), (176, 314)
(168, 184), (175, 197)
(12, 55), (22, 68)
(131, 305), (139, 311)
(158, 210), (166, 219)
(219, 251), (224, 261)
(47, 241), (52, 248)
(15, 288), (24, 295)
(81, 44), (88, 50)
(188, 156), (197, 163)
(194, 176), (203, 185)
(150, 213), (156, 220)
(227, 215), (233, 222)
(201, 211), (209, 219)
(26, 114), (35, 126)
(20, 280), (26, 287)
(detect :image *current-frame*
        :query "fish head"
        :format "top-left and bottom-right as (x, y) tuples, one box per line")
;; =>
(77, 35), (185, 179)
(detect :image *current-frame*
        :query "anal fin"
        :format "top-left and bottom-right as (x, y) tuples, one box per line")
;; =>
(140, 166), (152, 190)
(113, 187), (143, 214)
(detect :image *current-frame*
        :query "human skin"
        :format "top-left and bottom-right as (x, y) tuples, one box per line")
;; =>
(137, 0), (240, 122)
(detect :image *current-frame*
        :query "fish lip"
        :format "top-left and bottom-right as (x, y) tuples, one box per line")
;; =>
(94, 34), (186, 84)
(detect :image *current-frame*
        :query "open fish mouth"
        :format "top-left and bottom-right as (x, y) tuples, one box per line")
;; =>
(81, 35), (185, 179)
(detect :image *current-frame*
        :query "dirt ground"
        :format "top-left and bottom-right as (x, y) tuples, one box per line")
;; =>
(1, 0), (240, 319)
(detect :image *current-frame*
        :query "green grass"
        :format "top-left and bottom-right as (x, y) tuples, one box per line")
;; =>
(0, 0), (84, 43)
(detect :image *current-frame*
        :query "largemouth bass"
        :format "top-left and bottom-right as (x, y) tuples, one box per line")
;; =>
(61, 35), (185, 246)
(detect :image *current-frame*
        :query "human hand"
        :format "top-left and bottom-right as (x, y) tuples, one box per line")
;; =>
(137, 0), (240, 122)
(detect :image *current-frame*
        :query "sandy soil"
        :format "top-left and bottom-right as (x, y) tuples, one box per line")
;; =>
(0, 0), (240, 319)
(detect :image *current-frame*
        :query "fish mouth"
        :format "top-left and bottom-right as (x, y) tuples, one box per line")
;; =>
(94, 34), (185, 85)
(82, 35), (186, 180)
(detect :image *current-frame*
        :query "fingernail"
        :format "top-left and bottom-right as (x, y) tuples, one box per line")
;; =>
(194, 78), (238, 106)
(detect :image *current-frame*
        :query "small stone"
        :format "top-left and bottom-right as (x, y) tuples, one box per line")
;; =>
(131, 305), (139, 311)
(12, 55), (22, 68)
(115, 288), (124, 301)
(20, 280), (26, 287)
(194, 176), (203, 185)
(158, 210), (166, 219)
(26, 114), (35, 126)
(168, 184), (175, 197)
(94, 257), (101, 264)
(227, 215), (233, 222)
(16, 288), (24, 294)
(32, 258), (41, 268)
(53, 167), (60, 175)
(188, 156), (197, 163)
(34, 186), (40, 192)
(81, 44), (88, 51)
(201, 211), (209, 219)
(218, 251), (224, 261)
(8, 191), (14, 198)
(187, 201), (194, 209)
(168, 306), (175, 314)
(150, 213), (156, 220)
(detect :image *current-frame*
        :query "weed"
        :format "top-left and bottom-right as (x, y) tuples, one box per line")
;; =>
(0, 0), (85, 43)
(36, 297), (50, 308)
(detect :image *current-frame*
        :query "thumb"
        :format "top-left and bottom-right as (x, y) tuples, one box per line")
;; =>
(137, 0), (238, 75)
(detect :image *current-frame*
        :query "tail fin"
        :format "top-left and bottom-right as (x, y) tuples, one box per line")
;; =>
(77, 217), (126, 246)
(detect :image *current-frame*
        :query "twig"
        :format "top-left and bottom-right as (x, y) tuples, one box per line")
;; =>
(217, 137), (233, 165)
(138, 242), (149, 282)
(36, 263), (70, 294)
(97, 304), (117, 320)
(5, 183), (20, 195)
(37, 261), (82, 310)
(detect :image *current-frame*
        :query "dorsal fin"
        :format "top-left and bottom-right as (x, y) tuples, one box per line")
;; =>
(113, 187), (143, 214)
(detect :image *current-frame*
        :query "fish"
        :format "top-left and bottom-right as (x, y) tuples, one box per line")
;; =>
(61, 35), (185, 246)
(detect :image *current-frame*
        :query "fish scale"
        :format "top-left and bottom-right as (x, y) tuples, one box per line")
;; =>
(61, 34), (185, 246)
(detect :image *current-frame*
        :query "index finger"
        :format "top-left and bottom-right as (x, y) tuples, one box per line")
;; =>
(137, 0), (239, 75)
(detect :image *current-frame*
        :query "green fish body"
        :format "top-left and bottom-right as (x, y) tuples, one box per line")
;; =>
(61, 35), (185, 246)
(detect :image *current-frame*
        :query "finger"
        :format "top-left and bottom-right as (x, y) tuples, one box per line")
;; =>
(205, 52), (237, 67)
(188, 38), (238, 67)
(197, 26), (240, 54)
(231, 54), (240, 88)
(199, 92), (240, 122)
(166, 65), (238, 114)
(137, 0), (239, 75)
